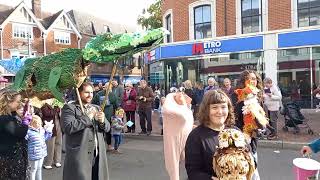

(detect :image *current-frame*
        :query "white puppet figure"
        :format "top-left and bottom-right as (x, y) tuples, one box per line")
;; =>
(162, 91), (194, 180)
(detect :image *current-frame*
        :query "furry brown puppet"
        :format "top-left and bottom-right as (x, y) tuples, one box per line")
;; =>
(163, 92), (194, 180)
(213, 129), (255, 180)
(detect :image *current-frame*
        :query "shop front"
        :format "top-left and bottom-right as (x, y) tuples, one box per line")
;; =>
(146, 35), (265, 93)
(277, 30), (320, 108)
(146, 28), (320, 109)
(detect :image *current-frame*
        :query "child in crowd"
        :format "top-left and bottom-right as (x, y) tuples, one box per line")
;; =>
(159, 97), (166, 135)
(111, 108), (125, 154)
(25, 115), (54, 180)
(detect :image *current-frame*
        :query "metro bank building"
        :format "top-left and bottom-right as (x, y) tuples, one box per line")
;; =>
(145, 0), (320, 108)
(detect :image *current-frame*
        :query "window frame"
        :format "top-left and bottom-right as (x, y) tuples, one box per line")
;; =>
(12, 24), (34, 39)
(297, 0), (320, 27)
(193, 5), (212, 40)
(240, 0), (263, 34)
(54, 31), (71, 45)
(165, 14), (172, 43)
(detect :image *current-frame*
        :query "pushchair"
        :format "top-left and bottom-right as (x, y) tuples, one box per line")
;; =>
(280, 101), (314, 135)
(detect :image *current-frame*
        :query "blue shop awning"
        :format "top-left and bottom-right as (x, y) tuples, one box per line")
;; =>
(89, 75), (142, 84)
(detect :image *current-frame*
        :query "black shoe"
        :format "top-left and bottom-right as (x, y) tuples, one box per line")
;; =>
(161, 129), (163, 135)
(139, 131), (147, 135)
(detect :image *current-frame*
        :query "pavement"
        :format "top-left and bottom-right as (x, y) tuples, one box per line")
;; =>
(43, 138), (319, 180)
(124, 109), (320, 150)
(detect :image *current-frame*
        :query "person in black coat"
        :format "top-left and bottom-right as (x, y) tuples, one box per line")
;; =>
(0, 89), (28, 180)
(185, 90), (236, 180)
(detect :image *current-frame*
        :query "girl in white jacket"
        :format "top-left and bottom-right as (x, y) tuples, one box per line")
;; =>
(263, 78), (282, 140)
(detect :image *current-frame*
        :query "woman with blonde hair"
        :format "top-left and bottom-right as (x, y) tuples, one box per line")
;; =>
(0, 89), (29, 179)
(183, 80), (196, 110)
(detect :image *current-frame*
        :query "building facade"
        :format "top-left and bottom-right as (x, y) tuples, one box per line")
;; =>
(0, 0), (81, 82)
(146, 0), (320, 108)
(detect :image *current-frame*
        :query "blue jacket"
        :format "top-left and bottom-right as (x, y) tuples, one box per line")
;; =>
(25, 127), (52, 161)
(309, 138), (320, 153)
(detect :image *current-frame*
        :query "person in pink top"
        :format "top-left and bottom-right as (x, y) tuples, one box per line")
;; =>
(162, 90), (194, 180)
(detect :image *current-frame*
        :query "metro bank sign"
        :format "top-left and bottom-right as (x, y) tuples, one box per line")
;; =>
(192, 40), (222, 55)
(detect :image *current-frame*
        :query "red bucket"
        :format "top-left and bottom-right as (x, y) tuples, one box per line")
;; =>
(293, 158), (320, 180)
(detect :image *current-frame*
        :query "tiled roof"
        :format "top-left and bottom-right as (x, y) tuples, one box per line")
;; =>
(67, 10), (136, 35)
(40, 10), (63, 29)
(0, 4), (17, 25)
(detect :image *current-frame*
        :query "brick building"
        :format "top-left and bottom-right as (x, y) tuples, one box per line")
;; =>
(0, 1), (81, 59)
(147, 0), (320, 108)
(0, 0), (143, 85)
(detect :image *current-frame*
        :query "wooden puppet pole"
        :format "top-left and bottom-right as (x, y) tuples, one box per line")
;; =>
(75, 87), (85, 113)
(100, 60), (118, 111)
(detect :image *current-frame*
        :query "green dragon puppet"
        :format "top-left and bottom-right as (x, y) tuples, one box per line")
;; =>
(11, 28), (168, 102)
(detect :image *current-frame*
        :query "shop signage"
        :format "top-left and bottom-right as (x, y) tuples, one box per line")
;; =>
(192, 40), (222, 55)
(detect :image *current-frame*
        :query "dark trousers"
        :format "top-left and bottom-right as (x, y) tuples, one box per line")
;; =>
(125, 111), (135, 131)
(138, 109), (152, 132)
(267, 110), (278, 136)
(113, 134), (122, 150)
(105, 131), (112, 145)
(92, 154), (99, 180)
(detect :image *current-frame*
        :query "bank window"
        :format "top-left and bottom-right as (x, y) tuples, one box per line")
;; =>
(241, 0), (262, 34)
(13, 24), (33, 39)
(165, 14), (172, 43)
(54, 31), (70, 45)
(194, 5), (212, 40)
(298, 0), (320, 27)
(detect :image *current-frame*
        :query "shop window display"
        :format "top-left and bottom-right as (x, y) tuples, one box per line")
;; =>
(277, 47), (320, 108)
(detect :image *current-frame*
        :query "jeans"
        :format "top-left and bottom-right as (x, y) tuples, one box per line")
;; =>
(29, 157), (44, 180)
(113, 134), (122, 150)
(138, 109), (152, 132)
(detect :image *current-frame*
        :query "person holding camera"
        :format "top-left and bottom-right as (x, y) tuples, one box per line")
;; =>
(136, 80), (154, 136)
(61, 82), (110, 180)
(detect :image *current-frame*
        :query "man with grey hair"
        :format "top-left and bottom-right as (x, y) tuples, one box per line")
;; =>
(136, 80), (154, 135)
(111, 79), (124, 107)
(204, 77), (219, 93)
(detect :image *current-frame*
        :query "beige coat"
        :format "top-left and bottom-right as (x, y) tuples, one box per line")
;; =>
(163, 93), (194, 180)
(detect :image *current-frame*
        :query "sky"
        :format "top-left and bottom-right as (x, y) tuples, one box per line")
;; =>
(0, 0), (156, 30)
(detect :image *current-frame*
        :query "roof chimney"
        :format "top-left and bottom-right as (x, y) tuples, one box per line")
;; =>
(32, 0), (41, 19)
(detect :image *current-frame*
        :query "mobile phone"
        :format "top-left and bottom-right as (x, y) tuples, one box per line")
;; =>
(264, 88), (271, 93)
